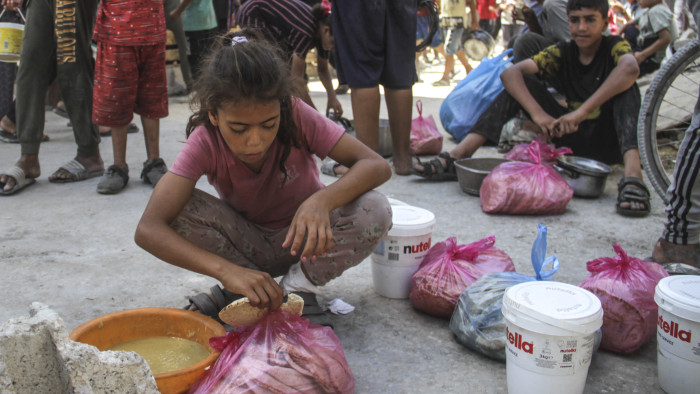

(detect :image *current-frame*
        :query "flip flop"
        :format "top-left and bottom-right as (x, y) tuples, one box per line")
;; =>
(293, 291), (334, 328)
(48, 159), (104, 183)
(0, 166), (36, 196)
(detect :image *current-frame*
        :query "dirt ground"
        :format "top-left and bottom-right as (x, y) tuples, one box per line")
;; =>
(0, 58), (669, 392)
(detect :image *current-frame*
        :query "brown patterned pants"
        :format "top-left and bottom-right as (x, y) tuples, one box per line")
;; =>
(171, 189), (392, 285)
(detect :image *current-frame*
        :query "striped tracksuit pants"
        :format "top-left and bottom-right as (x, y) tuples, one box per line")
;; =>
(663, 83), (700, 244)
(663, 1), (700, 245)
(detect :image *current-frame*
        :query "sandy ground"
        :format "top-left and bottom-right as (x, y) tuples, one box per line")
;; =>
(0, 57), (670, 393)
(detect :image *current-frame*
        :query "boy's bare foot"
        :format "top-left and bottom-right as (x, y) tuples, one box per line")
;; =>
(48, 155), (104, 182)
(393, 155), (415, 176)
(652, 237), (700, 266)
(1, 116), (15, 134)
(0, 155), (41, 192)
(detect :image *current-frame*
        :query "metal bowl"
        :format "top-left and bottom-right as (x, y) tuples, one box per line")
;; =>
(553, 156), (612, 198)
(455, 158), (511, 195)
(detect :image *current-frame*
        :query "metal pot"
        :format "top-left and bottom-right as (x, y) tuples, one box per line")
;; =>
(461, 29), (495, 61)
(553, 156), (612, 198)
(339, 117), (393, 157)
(455, 157), (511, 195)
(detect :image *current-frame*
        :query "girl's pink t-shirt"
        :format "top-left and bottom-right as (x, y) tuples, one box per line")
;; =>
(170, 99), (344, 229)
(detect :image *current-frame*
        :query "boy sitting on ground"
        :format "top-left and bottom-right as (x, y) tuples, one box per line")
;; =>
(619, 0), (676, 75)
(414, 0), (651, 217)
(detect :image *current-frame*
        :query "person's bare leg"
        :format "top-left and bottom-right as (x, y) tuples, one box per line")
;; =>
(619, 148), (646, 212)
(0, 154), (40, 192)
(141, 116), (160, 161)
(110, 124), (129, 167)
(1, 116), (15, 134)
(384, 88), (413, 175)
(413, 132), (488, 173)
(456, 50), (473, 75)
(437, 55), (455, 82)
(351, 87), (381, 152)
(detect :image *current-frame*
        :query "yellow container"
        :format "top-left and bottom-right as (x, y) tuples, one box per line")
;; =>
(0, 9), (24, 63)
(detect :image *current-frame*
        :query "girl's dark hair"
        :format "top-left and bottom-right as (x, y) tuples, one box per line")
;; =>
(567, 0), (609, 17)
(311, 3), (332, 30)
(186, 28), (302, 182)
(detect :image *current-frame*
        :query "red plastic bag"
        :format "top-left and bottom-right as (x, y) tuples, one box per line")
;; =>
(409, 236), (515, 318)
(410, 100), (443, 155)
(504, 135), (572, 166)
(190, 311), (354, 393)
(578, 244), (668, 354)
(480, 141), (573, 215)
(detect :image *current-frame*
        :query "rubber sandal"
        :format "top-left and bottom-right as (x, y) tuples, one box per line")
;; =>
(292, 291), (334, 328)
(0, 166), (36, 196)
(412, 151), (458, 181)
(49, 159), (104, 183)
(616, 177), (651, 217)
(183, 285), (243, 330)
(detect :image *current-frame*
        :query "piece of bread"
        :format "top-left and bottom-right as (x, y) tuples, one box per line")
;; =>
(218, 293), (304, 327)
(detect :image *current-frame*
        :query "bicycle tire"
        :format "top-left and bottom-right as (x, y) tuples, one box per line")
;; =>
(638, 39), (700, 205)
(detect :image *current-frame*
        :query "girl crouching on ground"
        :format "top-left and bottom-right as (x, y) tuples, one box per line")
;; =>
(134, 30), (393, 315)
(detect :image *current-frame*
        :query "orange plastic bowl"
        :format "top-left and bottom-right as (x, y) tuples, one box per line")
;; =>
(69, 307), (225, 394)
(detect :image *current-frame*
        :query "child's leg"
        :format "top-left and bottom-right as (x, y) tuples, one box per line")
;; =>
(141, 116), (160, 162)
(296, 191), (392, 285)
(170, 189), (300, 278)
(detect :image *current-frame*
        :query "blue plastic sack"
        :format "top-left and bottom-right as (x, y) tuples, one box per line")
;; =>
(449, 223), (559, 361)
(439, 49), (513, 142)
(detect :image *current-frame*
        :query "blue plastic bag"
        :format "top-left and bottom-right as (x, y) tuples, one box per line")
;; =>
(439, 49), (513, 142)
(449, 223), (559, 361)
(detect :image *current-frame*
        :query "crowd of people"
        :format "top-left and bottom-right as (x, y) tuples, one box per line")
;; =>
(1, 0), (699, 317)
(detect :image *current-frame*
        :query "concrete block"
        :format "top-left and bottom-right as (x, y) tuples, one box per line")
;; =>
(0, 303), (158, 393)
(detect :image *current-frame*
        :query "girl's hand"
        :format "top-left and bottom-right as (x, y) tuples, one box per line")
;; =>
(220, 265), (285, 310)
(282, 194), (334, 263)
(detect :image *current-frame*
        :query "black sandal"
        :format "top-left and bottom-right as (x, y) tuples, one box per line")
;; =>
(184, 285), (243, 328)
(412, 151), (458, 181)
(616, 177), (651, 217)
(293, 291), (334, 328)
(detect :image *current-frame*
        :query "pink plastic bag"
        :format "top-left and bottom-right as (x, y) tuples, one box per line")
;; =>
(409, 236), (515, 318)
(504, 135), (572, 166)
(190, 311), (354, 393)
(410, 100), (443, 155)
(578, 244), (669, 354)
(480, 141), (573, 215)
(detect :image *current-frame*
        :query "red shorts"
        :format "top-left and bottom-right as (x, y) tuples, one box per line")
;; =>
(92, 42), (168, 127)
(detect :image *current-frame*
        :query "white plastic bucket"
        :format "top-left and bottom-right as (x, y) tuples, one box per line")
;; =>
(654, 275), (700, 394)
(371, 204), (435, 299)
(502, 281), (603, 394)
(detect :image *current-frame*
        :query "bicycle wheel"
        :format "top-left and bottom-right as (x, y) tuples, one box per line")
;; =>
(638, 39), (700, 205)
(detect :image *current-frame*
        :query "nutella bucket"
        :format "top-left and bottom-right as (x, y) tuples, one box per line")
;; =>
(502, 281), (603, 394)
(371, 204), (435, 299)
(654, 275), (700, 394)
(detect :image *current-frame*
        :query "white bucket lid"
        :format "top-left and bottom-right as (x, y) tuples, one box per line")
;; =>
(387, 197), (408, 206)
(503, 281), (603, 334)
(388, 205), (436, 237)
(654, 275), (700, 321)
